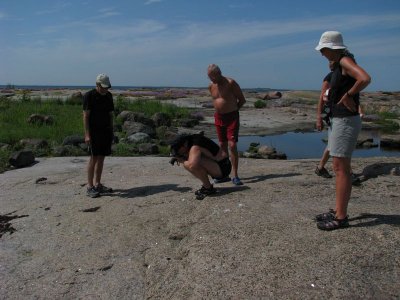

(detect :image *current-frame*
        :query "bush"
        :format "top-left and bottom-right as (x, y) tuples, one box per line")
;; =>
(112, 143), (138, 156)
(0, 147), (12, 173)
(254, 100), (267, 109)
(114, 95), (130, 115)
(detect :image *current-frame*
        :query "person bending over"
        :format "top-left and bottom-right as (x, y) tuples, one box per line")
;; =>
(169, 133), (232, 199)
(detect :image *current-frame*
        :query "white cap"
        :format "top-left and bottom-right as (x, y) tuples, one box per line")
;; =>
(315, 31), (347, 51)
(96, 73), (111, 88)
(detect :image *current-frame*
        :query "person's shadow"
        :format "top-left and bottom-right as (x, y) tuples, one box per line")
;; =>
(112, 184), (192, 199)
(353, 162), (400, 183)
(242, 172), (302, 184)
(214, 185), (250, 197)
(349, 213), (400, 228)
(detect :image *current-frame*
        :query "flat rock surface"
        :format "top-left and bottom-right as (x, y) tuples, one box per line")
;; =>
(1, 156), (399, 299)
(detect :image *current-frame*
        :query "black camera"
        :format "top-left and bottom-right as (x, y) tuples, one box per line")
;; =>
(169, 157), (178, 165)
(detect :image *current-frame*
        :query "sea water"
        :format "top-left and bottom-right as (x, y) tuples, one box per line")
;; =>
(233, 131), (400, 160)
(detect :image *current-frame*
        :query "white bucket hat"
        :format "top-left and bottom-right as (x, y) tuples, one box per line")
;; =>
(96, 73), (111, 88)
(315, 31), (347, 51)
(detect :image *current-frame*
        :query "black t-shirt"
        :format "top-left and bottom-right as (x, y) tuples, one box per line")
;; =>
(185, 134), (220, 156)
(83, 89), (114, 131)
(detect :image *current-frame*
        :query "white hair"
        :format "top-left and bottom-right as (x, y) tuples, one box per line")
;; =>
(207, 64), (221, 74)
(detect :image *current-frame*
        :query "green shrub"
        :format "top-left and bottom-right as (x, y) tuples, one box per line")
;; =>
(376, 119), (400, 133)
(0, 147), (12, 173)
(112, 143), (139, 156)
(254, 100), (266, 109)
(375, 111), (400, 133)
(114, 95), (129, 115)
(20, 91), (31, 102)
(378, 111), (399, 119)
(157, 144), (171, 156)
(0, 97), (11, 111)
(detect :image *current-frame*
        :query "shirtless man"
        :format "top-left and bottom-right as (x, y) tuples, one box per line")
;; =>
(207, 64), (246, 185)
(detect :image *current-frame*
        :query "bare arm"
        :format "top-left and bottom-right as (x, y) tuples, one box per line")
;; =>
(186, 146), (203, 166)
(338, 57), (371, 112)
(83, 111), (90, 144)
(316, 80), (330, 131)
(232, 80), (246, 109)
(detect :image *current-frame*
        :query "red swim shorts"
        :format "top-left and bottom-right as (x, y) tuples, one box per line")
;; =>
(214, 110), (240, 143)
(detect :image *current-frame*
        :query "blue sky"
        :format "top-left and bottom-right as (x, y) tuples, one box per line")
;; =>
(1, 0), (399, 91)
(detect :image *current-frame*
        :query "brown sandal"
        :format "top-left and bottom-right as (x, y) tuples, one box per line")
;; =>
(314, 209), (336, 222)
(317, 216), (349, 231)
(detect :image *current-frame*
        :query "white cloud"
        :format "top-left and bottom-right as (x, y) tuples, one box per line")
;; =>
(96, 8), (120, 18)
(144, 0), (163, 5)
(35, 2), (71, 15)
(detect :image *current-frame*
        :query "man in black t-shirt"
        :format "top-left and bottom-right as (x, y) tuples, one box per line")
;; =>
(169, 134), (232, 198)
(83, 74), (114, 198)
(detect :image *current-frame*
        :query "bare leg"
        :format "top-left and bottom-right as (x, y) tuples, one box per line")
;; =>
(94, 156), (105, 186)
(228, 141), (239, 178)
(318, 148), (330, 169)
(183, 157), (221, 189)
(332, 156), (352, 219)
(219, 141), (229, 162)
(87, 156), (96, 187)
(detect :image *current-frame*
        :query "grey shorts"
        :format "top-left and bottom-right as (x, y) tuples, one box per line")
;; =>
(328, 115), (361, 158)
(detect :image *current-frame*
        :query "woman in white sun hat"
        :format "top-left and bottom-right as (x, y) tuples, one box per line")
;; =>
(314, 31), (371, 230)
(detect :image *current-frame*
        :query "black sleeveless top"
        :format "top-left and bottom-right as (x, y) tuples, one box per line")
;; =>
(328, 54), (360, 118)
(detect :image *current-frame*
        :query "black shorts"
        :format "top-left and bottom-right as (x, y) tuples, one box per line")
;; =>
(214, 157), (232, 179)
(90, 130), (112, 156)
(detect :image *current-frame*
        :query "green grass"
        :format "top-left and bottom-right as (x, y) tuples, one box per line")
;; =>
(115, 95), (190, 118)
(0, 98), (83, 145)
(0, 96), (191, 172)
(376, 111), (400, 132)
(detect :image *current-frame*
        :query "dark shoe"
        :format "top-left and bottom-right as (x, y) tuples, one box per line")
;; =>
(195, 185), (216, 196)
(314, 209), (336, 222)
(351, 174), (361, 186)
(95, 184), (113, 193)
(315, 166), (332, 178)
(317, 216), (349, 231)
(232, 177), (243, 186)
(87, 186), (100, 198)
